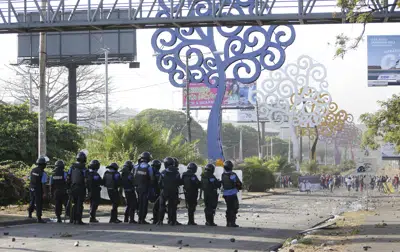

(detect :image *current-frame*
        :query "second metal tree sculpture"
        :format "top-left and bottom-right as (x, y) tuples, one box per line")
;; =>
(151, 0), (296, 161)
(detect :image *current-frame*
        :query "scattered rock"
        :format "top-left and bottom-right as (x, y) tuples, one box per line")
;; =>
(86, 245), (89, 247)
(178, 246), (182, 249)
(60, 233), (72, 237)
(149, 229), (152, 231)
(1, 207), (5, 210)
(177, 240), (183, 245)
(234, 250), (238, 252)
(184, 244), (189, 247)
(230, 238), (235, 243)
(291, 239), (298, 245)
(22, 243), (25, 245)
(209, 241), (212, 243)
(321, 243), (327, 247)
(33, 235), (36, 237)
(11, 238), (15, 242)
(153, 245), (156, 248)
(3, 232), (9, 236)
(289, 249), (295, 252)
(74, 241), (79, 247)
(257, 215), (260, 218)
(363, 246), (372, 251)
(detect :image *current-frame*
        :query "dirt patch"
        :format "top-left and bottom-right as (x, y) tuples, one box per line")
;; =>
(279, 211), (375, 252)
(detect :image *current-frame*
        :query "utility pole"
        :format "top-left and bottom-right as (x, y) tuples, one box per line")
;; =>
(38, 0), (47, 157)
(288, 135), (291, 163)
(185, 55), (192, 142)
(29, 73), (33, 113)
(239, 129), (243, 161)
(103, 48), (110, 125)
(255, 100), (262, 159)
(271, 137), (273, 157)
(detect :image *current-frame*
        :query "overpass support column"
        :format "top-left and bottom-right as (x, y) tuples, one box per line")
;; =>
(68, 64), (78, 124)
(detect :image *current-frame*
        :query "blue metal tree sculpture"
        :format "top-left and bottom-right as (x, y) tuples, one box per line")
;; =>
(151, 0), (296, 161)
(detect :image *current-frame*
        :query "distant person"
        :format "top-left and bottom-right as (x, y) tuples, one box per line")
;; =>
(346, 176), (352, 192)
(28, 157), (48, 223)
(305, 180), (311, 194)
(201, 164), (221, 226)
(67, 152), (87, 225)
(49, 160), (67, 223)
(182, 163), (201, 225)
(299, 180), (305, 192)
(86, 160), (103, 223)
(221, 161), (242, 227)
(104, 163), (122, 223)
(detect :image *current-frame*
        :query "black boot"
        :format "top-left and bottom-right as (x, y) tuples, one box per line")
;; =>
(28, 212), (32, 219)
(90, 217), (99, 223)
(57, 216), (62, 223)
(230, 215), (239, 228)
(210, 214), (217, 226)
(124, 215), (129, 223)
(76, 219), (86, 225)
(226, 215), (231, 227)
(37, 217), (46, 224)
(188, 211), (197, 225)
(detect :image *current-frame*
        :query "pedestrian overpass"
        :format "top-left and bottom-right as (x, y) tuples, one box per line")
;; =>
(0, 0), (399, 33)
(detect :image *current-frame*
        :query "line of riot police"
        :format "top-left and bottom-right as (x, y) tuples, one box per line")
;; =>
(28, 151), (242, 227)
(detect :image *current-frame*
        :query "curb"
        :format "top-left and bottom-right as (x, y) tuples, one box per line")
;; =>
(0, 218), (51, 227)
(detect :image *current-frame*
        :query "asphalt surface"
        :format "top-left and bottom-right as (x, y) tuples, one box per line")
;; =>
(0, 189), (365, 252)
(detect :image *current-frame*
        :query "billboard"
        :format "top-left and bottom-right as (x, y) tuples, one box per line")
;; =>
(367, 35), (400, 87)
(182, 79), (256, 109)
(17, 10), (137, 67)
(381, 142), (400, 160)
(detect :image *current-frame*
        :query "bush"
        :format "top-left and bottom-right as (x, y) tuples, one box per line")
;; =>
(238, 156), (275, 192)
(339, 160), (356, 172)
(301, 160), (319, 174)
(0, 161), (30, 206)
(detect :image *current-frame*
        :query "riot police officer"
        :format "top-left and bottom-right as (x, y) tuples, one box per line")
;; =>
(150, 160), (162, 224)
(134, 152), (154, 224)
(201, 163), (221, 226)
(87, 160), (103, 223)
(121, 160), (137, 224)
(67, 152), (87, 225)
(158, 157), (182, 226)
(104, 163), (122, 223)
(50, 160), (67, 223)
(182, 163), (201, 225)
(28, 157), (48, 223)
(221, 160), (242, 227)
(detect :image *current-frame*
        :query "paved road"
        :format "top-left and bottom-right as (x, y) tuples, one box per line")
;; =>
(0, 189), (364, 252)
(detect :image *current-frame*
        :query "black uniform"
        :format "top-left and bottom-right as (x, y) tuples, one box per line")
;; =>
(158, 157), (183, 226)
(28, 157), (48, 223)
(134, 152), (155, 224)
(67, 152), (88, 225)
(87, 160), (103, 223)
(201, 164), (221, 226)
(182, 163), (201, 225)
(121, 161), (137, 224)
(50, 161), (67, 223)
(221, 160), (242, 227)
(104, 163), (122, 223)
(150, 160), (162, 224)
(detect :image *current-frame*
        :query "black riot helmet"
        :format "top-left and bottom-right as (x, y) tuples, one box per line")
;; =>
(124, 160), (134, 171)
(76, 152), (87, 163)
(223, 160), (234, 172)
(205, 163), (215, 173)
(152, 160), (162, 171)
(55, 160), (65, 170)
(36, 157), (47, 168)
(89, 160), (100, 170)
(187, 163), (198, 173)
(107, 163), (119, 170)
(164, 157), (175, 168)
(172, 157), (179, 168)
(139, 152), (152, 163)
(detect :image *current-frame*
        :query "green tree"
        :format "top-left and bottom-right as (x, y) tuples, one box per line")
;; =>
(135, 109), (206, 157)
(334, 0), (400, 58)
(265, 136), (292, 158)
(360, 94), (400, 151)
(85, 119), (204, 165)
(0, 103), (83, 164)
(222, 123), (259, 160)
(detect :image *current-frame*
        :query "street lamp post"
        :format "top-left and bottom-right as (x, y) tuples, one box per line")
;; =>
(185, 55), (192, 143)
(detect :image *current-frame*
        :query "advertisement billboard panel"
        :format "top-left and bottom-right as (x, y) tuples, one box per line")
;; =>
(182, 79), (256, 109)
(367, 35), (400, 87)
(381, 142), (400, 160)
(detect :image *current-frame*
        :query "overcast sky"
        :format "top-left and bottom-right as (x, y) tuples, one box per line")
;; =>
(0, 22), (399, 123)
